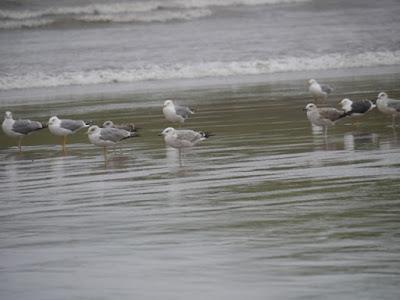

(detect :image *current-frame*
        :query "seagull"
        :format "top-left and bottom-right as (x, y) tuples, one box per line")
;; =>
(2, 111), (47, 152)
(87, 125), (138, 161)
(48, 116), (90, 152)
(160, 127), (211, 164)
(375, 92), (400, 127)
(162, 100), (194, 124)
(303, 103), (348, 136)
(102, 120), (138, 132)
(339, 98), (375, 125)
(308, 79), (334, 101)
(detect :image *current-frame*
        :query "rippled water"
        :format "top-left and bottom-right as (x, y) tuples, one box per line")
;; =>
(1, 75), (400, 299)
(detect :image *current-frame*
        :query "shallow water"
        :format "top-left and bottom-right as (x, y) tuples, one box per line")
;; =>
(1, 75), (400, 299)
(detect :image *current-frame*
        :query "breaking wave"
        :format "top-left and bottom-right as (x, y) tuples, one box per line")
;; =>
(1, 50), (399, 90)
(0, 0), (310, 29)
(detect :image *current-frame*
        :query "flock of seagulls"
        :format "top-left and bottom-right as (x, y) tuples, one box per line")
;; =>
(2, 80), (400, 162)
(305, 79), (399, 136)
(1, 99), (209, 163)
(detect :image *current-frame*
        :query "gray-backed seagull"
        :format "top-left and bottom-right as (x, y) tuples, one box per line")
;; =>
(48, 116), (90, 152)
(160, 127), (211, 164)
(376, 92), (400, 127)
(87, 125), (138, 160)
(163, 100), (194, 124)
(308, 79), (333, 101)
(2, 111), (47, 152)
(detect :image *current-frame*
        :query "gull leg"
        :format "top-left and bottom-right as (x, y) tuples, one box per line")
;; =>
(392, 115), (396, 128)
(178, 148), (183, 167)
(62, 136), (67, 154)
(18, 137), (22, 152)
(324, 126), (328, 137)
(103, 146), (107, 161)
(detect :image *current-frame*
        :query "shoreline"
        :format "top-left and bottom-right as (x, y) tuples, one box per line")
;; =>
(0, 65), (399, 107)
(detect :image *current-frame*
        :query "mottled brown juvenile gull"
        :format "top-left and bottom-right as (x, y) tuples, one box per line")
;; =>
(2, 111), (47, 152)
(303, 103), (348, 136)
(102, 120), (137, 132)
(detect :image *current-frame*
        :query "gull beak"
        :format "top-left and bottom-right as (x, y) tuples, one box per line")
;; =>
(302, 108), (307, 111)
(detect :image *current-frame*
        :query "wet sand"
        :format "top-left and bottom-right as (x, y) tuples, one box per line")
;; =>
(1, 73), (400, 299)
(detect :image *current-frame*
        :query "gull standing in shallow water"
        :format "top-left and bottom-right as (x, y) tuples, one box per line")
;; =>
(102, 120), (138, 132)
(48, 116), (90, 152)
(163, 100), (194, 125)
(339, 98), (375, 125)
(2, 111), (47, 152)
(160, 127), (211, 165)
(308, 79), (333, 102)
(375, 92), (400, 127)
(303, 103), (348, 136)
(87, 125), (138, 161)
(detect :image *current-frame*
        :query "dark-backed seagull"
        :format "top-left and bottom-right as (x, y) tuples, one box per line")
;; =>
(339, 98), (375, 125)
(48, 116), (90, 152)
(163, 100), (194, 124)
(303, 103), (347, 136)
(376, 92), (400, 127)
(2, 111), (47, 152)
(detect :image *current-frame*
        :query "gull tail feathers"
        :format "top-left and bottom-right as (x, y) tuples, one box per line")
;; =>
(200, 131), (214, 139)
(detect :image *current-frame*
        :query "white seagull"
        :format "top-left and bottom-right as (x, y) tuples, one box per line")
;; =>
(375, 92), (400, 127)
(87, 125), (138, 160)
(162, 100), (194, 124)
(303, 103), (348, 136)
(160, 127), (211, 164)
(102, 120), (138, 132)
(48, 116), (90, 152)
(2, 111), (47, 152)
(308, 79), (334, 101)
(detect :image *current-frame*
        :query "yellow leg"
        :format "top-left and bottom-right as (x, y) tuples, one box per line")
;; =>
(62, 136), (67, 154)
(103, 146), (107, 161)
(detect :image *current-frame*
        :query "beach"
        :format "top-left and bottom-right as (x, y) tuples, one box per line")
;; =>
(1, 0), (400, 299)
(1, 71), (400, 299)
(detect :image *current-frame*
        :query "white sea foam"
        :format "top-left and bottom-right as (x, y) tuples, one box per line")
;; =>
(1, 51), (399, 90)
(0, 0), (310, 29)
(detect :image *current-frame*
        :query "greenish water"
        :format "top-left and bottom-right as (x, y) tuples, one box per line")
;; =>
(1, 74), (400, 299)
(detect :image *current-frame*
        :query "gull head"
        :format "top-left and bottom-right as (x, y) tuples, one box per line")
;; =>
(4, 111), (13, 119)
(308, 79), (317, 85)
(161, 127), (175, 136)
(103, 120), (114, 128)
(48, 116), (60, 126)
(163, 100), (174, 108)
(303, 103), (317, 111)
(87, 125), (100, 135)
(339, 98), (352, 112)
(377, 92), (388, 100)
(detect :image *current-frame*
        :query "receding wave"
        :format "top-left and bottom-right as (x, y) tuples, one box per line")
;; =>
(1, 50), (398, 90)
(0, 0), (310, 29)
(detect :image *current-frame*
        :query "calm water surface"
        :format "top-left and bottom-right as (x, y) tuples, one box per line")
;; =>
(1, 75), (400, 299)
